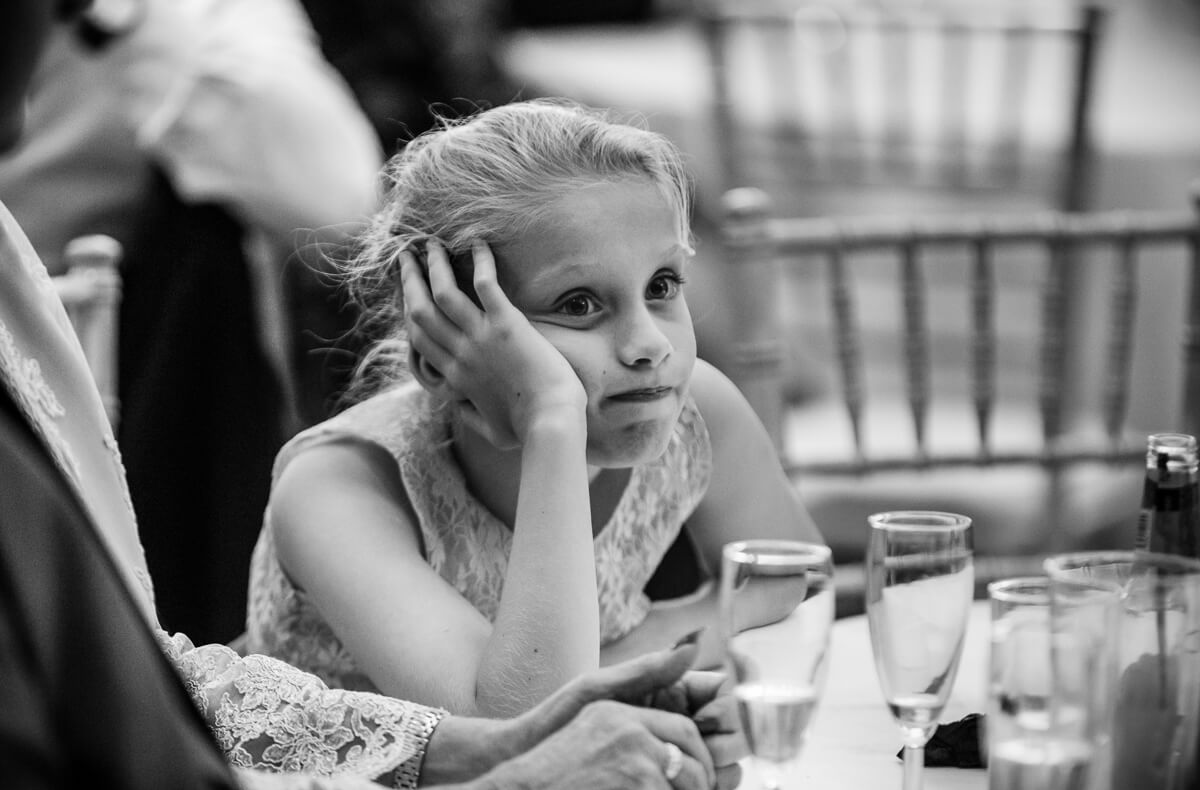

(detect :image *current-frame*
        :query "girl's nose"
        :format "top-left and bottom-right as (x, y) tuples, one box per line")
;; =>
(618, 310), (673, 368)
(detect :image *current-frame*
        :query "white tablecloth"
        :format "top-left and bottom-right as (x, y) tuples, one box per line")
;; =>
(739, 601), (990, 789)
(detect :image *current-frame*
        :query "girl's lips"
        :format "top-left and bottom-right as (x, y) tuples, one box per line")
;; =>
(607, 386), (674, 403)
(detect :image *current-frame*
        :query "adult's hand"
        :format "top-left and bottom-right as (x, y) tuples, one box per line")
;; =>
(640, 644), (746, 790)
(421, 641), (743, 788)
(509, 639), (744, 789)
(475, 700), (714, 790)
(511, 639), (702, 744)
(660, 670), (746, 790)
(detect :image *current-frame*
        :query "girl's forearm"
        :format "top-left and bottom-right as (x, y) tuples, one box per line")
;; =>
(599, 582), (725, 670)
(475, 410), (598, 716)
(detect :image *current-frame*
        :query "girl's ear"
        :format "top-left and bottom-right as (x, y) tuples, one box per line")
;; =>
(408, 346), (456, 401)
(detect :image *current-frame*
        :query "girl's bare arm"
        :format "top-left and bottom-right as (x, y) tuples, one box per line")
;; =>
(271, 242), (600, 717)
(600, 360), (824, 669)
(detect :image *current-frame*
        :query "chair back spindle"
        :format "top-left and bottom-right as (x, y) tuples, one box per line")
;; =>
(970, 234), (996, 457)
(56, 235), (123, 429)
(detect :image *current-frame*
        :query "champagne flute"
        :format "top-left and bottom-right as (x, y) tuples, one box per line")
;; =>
(865, 511), (974, 790)
(719, 540), (835, 790)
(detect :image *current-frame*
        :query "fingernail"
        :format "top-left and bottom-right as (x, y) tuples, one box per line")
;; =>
(673, 628), (704, 649)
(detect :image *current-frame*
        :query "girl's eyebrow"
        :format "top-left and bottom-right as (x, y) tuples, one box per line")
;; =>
(668, 242), (696, 261)
(521, 241), (694, 296)
(521, 260), (593, 294)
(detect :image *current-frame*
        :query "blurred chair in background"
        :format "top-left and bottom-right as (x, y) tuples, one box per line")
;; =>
(698, 0), (1108, 217)
(691, 0), (1111, 408)
(718, 184), (1200, 614)
(54, 235), (123, 430)
(497, 1), (1113, 411)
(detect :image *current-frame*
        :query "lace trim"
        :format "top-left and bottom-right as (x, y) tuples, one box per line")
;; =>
(0, 318), (82, 490)
(161, 630), (437, 782)
(103, 431), (154, 604)
(0, 317), (155, 606)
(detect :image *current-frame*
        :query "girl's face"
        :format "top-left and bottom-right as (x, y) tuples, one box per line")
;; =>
(497, 176), (697, 468)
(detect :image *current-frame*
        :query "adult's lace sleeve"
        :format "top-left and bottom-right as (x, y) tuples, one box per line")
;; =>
(158, 630), (447, 789)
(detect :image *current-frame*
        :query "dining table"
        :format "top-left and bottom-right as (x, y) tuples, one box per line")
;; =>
(737, 600), (991, 789)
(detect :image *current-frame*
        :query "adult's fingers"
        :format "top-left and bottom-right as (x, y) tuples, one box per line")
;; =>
(681, 670), (727, 714)
(699, 730), (749, 772)
(574, 642), (698, 706)
(714, 763), (743, 790)
(665, 746), (710, 790)
(633, 706), (715, 790)
(690, 688), (740, 737)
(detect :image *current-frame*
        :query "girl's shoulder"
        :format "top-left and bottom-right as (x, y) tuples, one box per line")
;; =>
(686, 358), (783, 467)
(271, 381), (435, 484)
(687, 359), (755, 437)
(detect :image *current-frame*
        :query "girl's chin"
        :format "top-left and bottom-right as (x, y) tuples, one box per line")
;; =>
(585, 421), (676, 468)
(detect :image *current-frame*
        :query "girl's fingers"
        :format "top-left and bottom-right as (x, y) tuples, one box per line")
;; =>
(400, 250), (465, 351)
(405, 321), (454, 379)
(471, 240), (517, 315)
(425, 240), (482, 330)
(399, 250), (432, 309)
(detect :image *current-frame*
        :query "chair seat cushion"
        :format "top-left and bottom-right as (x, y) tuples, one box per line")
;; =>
(784, 399), (1143, 562)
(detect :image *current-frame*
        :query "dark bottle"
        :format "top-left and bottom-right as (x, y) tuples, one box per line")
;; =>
(1135, 432), (1200, 559)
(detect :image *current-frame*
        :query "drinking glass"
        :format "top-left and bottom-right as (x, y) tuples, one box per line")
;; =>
(865, 511), (974, 790)
(719, 540), (835, 790)
(1044, 550), (1200, 790)
(986, 576), (1120, 790)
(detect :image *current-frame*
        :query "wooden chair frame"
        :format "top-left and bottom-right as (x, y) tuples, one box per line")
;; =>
(699, 0), (1107, 212)
(719, 185), (1200, 610)
(721, 186), (1200, 467)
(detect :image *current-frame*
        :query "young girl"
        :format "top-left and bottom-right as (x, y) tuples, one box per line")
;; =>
(246, 98), (824, 717)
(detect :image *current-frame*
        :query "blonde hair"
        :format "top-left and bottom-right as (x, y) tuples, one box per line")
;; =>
(340, 98), (694, 401)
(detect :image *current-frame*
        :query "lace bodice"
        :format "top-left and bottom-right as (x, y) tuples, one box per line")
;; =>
(246, 382), (713, 692)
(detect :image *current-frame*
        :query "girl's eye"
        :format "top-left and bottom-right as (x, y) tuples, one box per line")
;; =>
(647, 272), (685, 300)
(558, 294), (598, 317)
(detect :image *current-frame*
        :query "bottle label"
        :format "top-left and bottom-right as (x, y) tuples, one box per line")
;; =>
(1138, 473), (1199, 559)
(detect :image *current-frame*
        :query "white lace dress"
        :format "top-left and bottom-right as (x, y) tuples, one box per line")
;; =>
(0, 202), (442, 790)
(246, 382), (713, 692)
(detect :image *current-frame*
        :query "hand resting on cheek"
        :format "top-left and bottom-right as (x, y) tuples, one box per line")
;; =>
(400, 238), (586, 451)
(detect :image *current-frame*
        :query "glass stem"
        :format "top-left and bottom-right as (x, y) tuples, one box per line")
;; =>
(902, 745), (924, 790)
(759, 758), (783, 790)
